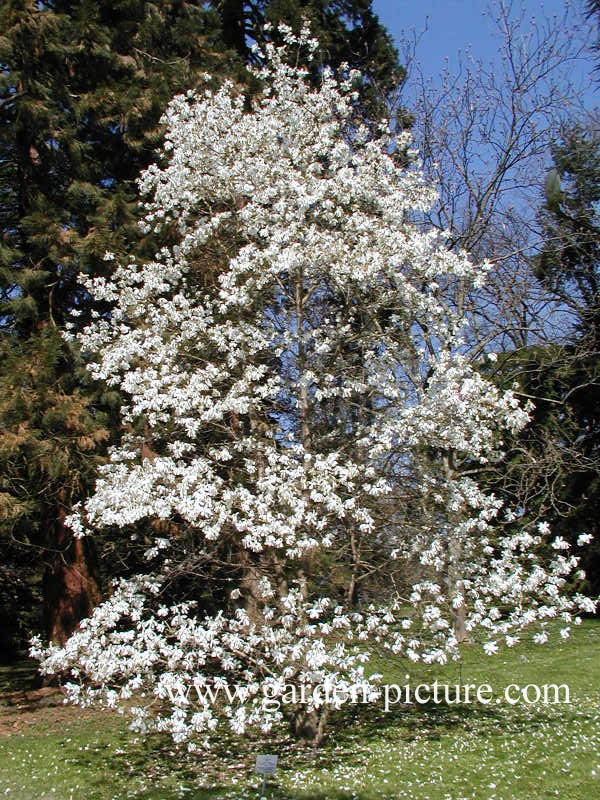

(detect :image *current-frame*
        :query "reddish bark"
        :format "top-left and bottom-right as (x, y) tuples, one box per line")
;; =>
(43, 507), (101, 646)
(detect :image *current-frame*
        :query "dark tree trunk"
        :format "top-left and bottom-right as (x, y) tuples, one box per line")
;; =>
(43, 507), (101, 645)
(220, 0), (247, 59)
(292, 706), (330, 749)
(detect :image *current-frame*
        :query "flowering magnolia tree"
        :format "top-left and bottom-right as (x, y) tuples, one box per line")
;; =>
(33, 26), (595, 748)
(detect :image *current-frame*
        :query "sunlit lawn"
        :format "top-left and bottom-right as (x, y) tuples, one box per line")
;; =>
(1, 620), (599, 799)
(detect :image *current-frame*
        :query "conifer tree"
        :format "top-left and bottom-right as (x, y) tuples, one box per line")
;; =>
(0, 0), (227, 648)
(533, 126), (600, 594)
(213, 0), (406, 122)
(479, 125), (600, 600)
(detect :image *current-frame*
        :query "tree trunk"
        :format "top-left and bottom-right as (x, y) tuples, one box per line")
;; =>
(220, 0), (247, 60)
(443, 450), (469, 643)
(292, 706), (330, 748)
(43, 507), (101, 645)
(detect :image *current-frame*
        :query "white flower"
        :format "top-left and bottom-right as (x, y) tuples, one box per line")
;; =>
(537, 521), (551, 535)
(551, 536), (569, 550)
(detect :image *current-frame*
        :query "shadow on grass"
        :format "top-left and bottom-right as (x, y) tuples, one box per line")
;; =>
(4, 625), (599, 799)
(0, 658), (41, 693)
(84, 689), (598, 800)
(331, 682), (595, 743)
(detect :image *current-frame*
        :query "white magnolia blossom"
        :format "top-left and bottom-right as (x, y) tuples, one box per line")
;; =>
(34, 25), (595, 747)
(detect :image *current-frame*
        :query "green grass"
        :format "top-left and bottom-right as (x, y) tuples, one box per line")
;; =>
(1, 621), (599, 799)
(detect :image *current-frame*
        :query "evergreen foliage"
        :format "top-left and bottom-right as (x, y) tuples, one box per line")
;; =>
(535, 126), (600, 595)
(486, 125), (600, 599)
(0, 0), (229, 649)
(211, 0), (406, 122)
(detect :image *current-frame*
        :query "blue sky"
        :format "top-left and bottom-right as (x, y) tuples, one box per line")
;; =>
(373, 0), (597, 107)
(374, 0), (507, 66)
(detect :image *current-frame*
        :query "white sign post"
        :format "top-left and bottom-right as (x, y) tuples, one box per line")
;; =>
(255, 754), (278, 796)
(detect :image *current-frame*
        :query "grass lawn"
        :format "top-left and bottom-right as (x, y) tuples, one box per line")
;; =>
(1, 620), (598, 800)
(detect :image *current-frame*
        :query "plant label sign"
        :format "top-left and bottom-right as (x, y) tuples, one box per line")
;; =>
(255, 754), (278, 775)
